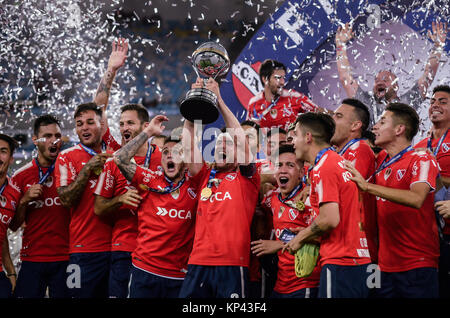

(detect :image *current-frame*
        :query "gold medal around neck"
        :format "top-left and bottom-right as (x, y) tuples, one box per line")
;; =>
(201, 187), (212, 199)
(94, 167), (103, 176)
(139, 184), (150, 191)
(295, 200), (305, 211)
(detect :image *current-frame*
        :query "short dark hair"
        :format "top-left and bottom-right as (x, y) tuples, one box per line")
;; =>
(267, 127), (287, 139)
(385, 102), (419, 141)
(295, 112), (335, 145)
(74, 102), (103, 119)
(433, 84), (450, 95)
(342, 98), (370, 132)
(0, 134), (18, 154)
(33, 115), (61, 136)
(120, 104), (150, 123)
(259, 59), (287, 85)
(278, 144), (295, 156)
(163, 136), (180, 146)
(241, 120), (261, 142)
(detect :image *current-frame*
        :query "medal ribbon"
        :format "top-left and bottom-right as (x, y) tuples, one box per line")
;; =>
(373, 145), (413, 177)
(0, 179), (7, 196)
(34, 159), (55, 185)
(338, 138), (363, 156)
(427, 129), (449, 157)
(147, 175), (186, 194)
(278, 182), (303, 203)
(79, 143), (101, 156)
(144, 141), (153, 168)
(252, 96), (280, 121)
(302, 147), (335, 184)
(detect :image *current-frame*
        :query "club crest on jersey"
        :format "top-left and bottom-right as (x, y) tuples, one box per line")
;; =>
(231, 60), (262, 110)
(270, 108), (277, 119)
(225, 173), (237, 181)
(171, 188), (180, 200)
(396, 169), (406, 181)
(288, 208), (298, 221)
(187, 187), (196, 200)
(0, 196), (6, 208)
(443, 143), (450, 153)
(278, 206), (285, 219)
(384, 168), (391, 180)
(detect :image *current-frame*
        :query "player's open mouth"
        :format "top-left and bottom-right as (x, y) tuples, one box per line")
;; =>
(279, 176), (289, 185)
(82, 133), (92, 139)
(49, 146), (58, 154)
(166, 161), (176, 172)
(123, 132), (131, 140)
(218, 151), (227, 161)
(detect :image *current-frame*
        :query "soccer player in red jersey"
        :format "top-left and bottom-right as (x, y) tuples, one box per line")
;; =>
(11, 115), (70, 298)
(0, 134), (25, 298)
(346, 103), (440, 298)
(415, 84), (450, 298)
(284, 112), (371, 298)
(178, 78), (260, 298)
(247, 59), (320, 130)
(55, 103), (113, 298)
(113, 115), (203, 298)
(252, 144), (320, 298)
(330, 99), (377, 264)
(94, 104), (162, 298)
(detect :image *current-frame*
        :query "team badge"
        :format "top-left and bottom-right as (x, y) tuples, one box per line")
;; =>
(270, 108), (277, 119)
(278, 206), (285, 219)
(396, 169), (406, 181)
(0, 196), (6, 208)
(288, 208), (299, 221)
(384, 168), (391, 180)
(225, 173), (237, 181)
(171, 188), (180, 200)
(201, 187), (212, 199)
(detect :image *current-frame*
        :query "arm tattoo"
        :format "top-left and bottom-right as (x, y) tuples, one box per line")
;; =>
(94, 69), (115, 105)
(310, 220), (326, 237)
(114, 131), (148, 181)
(57, 166), (91, 208)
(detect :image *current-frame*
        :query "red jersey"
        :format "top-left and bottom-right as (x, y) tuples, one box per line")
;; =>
(55, 144), (112, 253)
(262, 187), (320, 294)
(247, 89), (318, 130)
(309, 149), (371, 267)
(188, 164), (260, 267)
(415, 132), (450, 235)
(11, 159), (70, 262)
(0, 179), (20, 272)
(130, 165), (201, 278)
(339, 139), (378, 263)
(374, 149), (440, 272)
(102, 127), (121, 152)
(95, 147), (162, 253)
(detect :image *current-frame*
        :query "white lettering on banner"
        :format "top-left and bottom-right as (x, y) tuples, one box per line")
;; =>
(232, 61), (261, 95)
(366, 264), (381, 289)
(276, 0), (332, 46)
(156, 207), (192, 220)
(200, 191), (232, 202)
(275, 3), (306, 46)
(366, 4), (381, 29)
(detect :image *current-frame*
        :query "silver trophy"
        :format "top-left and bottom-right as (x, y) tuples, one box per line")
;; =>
(180, 42), (230, 124)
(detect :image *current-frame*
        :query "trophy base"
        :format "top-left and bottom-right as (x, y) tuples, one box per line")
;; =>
(180, 88), (219, 124)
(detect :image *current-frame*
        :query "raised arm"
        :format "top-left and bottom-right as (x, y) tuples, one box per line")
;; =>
(417, 21), (448, 99)
(182, 118), (204, 177)
(202, 77), (253, 165)
(94, 37), (128, 135)
(114, 115), (168, 181)
(335, 23), (359, 98)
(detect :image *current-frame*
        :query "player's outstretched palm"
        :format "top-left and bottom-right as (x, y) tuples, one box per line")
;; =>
(108, 37), (128, 71)
(336, 23), (354, 46)
(428, 20), (448, 46)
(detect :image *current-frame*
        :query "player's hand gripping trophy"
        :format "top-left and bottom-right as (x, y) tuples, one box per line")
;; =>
(180, 42), (230, 124)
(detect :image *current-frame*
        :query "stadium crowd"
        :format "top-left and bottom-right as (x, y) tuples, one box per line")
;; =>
(0, 19), (449, 299)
